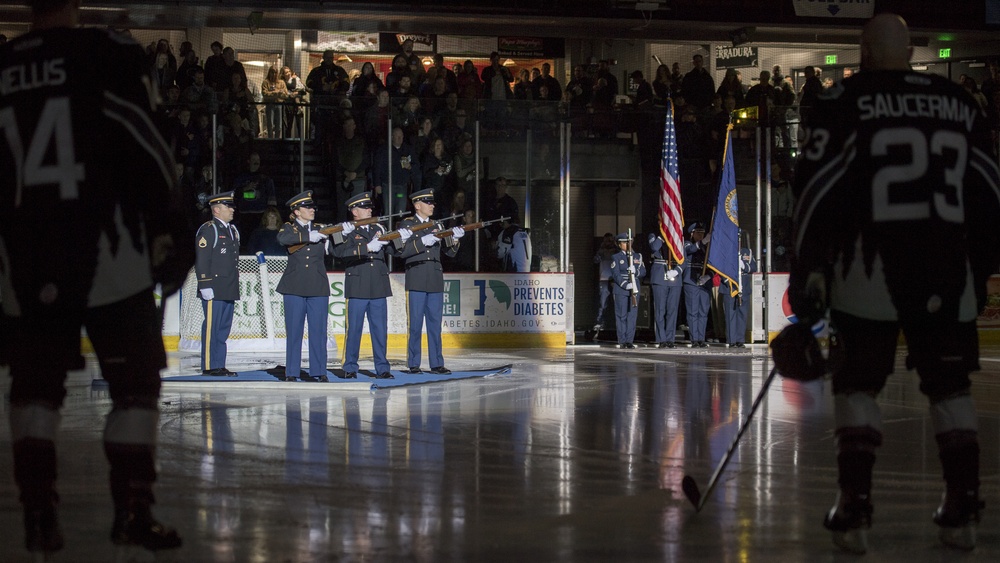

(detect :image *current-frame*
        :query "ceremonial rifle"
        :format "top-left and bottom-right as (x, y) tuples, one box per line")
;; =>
(432, 216), (509, 238)
(378, 214), (463, 242)
(626, 228), (639, 307)
(287, 211), (410, 254)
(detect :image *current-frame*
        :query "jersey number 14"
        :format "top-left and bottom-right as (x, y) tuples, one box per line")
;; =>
(0, 97), (86, 207)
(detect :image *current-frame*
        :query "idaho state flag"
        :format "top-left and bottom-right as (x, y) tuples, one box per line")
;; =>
(706, 125), (740, 296)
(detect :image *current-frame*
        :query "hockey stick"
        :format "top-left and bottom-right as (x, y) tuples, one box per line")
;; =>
(681, 365), (778, 512)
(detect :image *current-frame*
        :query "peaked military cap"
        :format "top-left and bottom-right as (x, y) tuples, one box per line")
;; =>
(287, 190), (315, 209)
(687, 222), (706, 234)
(410, 188), (435, 203)
(208, 191), (235, 206)
(346, 191), (374, 209)
(616, 232), (632, 243)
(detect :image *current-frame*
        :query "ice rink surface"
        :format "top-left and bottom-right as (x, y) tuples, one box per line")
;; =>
(2, 342), (998, 561)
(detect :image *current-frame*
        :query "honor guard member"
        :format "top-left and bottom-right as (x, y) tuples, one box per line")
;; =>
(1, 0), (189, 555)
(609, 233), (646, 349)
(721, 247), (756, 348)
(683, 222), (712, 347)
(332, 192), (411, 379)
(777, 13), (1000, 553)
(396, 188), (465, 373)
(195, 191), (240, 375)
(276, 191), (334, 382)
(648, 234), (684, 348)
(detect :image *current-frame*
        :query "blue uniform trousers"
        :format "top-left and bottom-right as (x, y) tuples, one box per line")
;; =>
(721, 290), (750, 345)
(201, 299), (234, 370)
(652, 284), (683, 344)
(683, 283), (711, 342)
(407, 290), (444, 369)
(613, 292), (638, 345)
(343, 297), (390, 374)
(283, 294), (329, 377)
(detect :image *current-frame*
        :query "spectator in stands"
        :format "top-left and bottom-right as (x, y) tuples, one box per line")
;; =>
(178, 40), (193, 60)
(307, 49), (350, 153)
(440, 108), (473, 155)
(512, 68), (534, 129)
(457, 59), (483, 107)
(372, 126), (421, 214)
(364, 88), (392, 148)
(232, 151), (277, 236)
(218, 110), (254, 190)
(962, 76), (989, 112)
(280, 66), (306, 137)
(410, 115), (438, 158)
(220, 47), (247, 96)
(389, 74), (415, 109)
(589, 77), (616, 138)
(223, 70), (258, 139)
(385, 53), (411, 91)
(435, 91), (460, 129)
(453, 137), (477, 195)
(246, 206), (285, 256)
(530, 84), (560, 135)
(490, 176), (519, 227)
(422, 137), (453, 202)
(175, 49), (199, 92)
(533, 62), (562, 102)
(261, 66), (289, 139)
(392, 95), (423, 139)
(745, 70), (776, 124)
(771, 64), (784, 87)
(335, 116), (369, 203)
(151, 51), (175, 97)
(192, 111), (215, 175)
(170, 107), (199, 179)
(182, 67), (219, 115)
(149, 38), (176, 74)
(652, 64), (672, 106)
(566, 64), (593, 115)
(400, 38), (425, 88)
(204, 41), (226, 91)
(670, 62), (684, 97)
(431, 53), (458, 93)
(597, 59), (619, 96)
(797, 65), (824, 120)
(716, 68), (745, 109)
(631, 70), (654, 109)
(350, 61), (383, 100)
(421, 72), (450, 117)
(682, 53), (715, 112)
(443, 190), (475, 271)
(481, 51), (514, 130)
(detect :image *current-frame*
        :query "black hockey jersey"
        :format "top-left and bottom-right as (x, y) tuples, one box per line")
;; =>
(791, 70), (1000, 320)
(0, 27), (190, 317)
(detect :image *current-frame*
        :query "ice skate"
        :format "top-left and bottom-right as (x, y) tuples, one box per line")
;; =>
(111, 507), (182, 560)
(933, 491), (983, 551)
(24, 505), (64, 561)
(823, 494), (872, 555)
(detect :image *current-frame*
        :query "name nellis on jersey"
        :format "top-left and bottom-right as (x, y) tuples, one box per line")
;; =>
(856, 92), (977, 132)
(0, 58), (67, 96)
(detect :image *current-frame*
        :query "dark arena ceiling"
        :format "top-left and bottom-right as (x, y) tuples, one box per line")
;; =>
(0, 0), (997, 47)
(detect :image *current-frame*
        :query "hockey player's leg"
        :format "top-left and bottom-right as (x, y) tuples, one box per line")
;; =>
(930, 393), (982, 550)
(10, 402), (65, 556)
(824, 392), (882, 554)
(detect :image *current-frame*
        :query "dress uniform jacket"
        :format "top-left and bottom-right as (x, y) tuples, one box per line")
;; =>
(332, 223), (392, 298)
(276, 220), (331, 297)
(195, 218), (241, 300)
(609, 250), (646, 296)
(396, 215), (458, 292)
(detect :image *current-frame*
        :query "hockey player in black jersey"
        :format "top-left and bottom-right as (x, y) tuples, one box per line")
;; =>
(0, 0), (191, 557)
(781, 13), (1000, 553)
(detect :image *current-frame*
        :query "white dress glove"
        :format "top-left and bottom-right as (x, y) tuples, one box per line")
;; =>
(200, 288), (214, 301)
(309, 230), (327, 243)
(666, 270), (678, 281)
(624, 282), (633, 290)
(340, 221), (355, 235)
(451, 226), (465, 240)
(421, 233), (439, 247)
(367, 238), (389, 252)
(397, 228), (413, 242)
(702, 233), (712, 244)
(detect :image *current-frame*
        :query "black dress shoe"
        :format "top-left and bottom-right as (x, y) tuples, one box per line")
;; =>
(373, 372), (395, 379)
(699, 341), (709, 348)
(202, 368), (237, 376)
(428, 366), (452, 375)
(404, 367), (422, 374)
(339, 372), (357, 379)
(624, 343), (636, 349)
(313, 375), (329, 383)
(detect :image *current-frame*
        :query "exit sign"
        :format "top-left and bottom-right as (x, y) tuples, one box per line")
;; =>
(939, 48), (951, 58)
(825, 55), (837, 65)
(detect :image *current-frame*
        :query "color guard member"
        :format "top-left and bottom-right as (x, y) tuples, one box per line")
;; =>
(195, 191), (240, 375)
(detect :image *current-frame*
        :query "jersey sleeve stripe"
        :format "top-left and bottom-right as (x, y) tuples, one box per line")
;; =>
(970, 146), (1000, 204)
(794, 134), (857, 256)
(102, 90), (176, 191)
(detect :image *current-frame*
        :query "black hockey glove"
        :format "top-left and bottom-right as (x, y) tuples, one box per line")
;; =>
(770, 322), (826, 381)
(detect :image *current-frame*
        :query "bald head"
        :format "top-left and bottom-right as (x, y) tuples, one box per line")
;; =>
(860, 13), (912, 71)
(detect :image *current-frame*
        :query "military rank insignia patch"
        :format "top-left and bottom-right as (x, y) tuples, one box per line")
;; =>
(199, 237), (208, 248)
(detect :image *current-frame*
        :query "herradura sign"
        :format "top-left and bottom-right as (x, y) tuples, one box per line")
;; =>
(715, 46), (758, 70)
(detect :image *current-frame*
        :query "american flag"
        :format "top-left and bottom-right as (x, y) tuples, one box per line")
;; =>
(659, 99), (685, 264)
